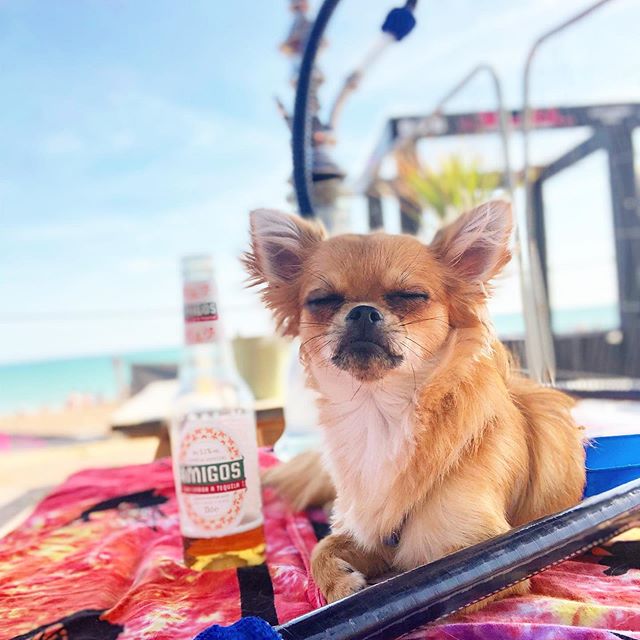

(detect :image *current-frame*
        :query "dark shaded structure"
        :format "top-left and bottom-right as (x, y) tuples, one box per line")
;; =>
(360, 104), (640, 378)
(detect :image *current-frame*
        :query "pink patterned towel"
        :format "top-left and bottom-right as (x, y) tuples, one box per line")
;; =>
(1, 452), (639, 639)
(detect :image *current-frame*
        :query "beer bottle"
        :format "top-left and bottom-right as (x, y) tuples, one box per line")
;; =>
(171, 254), (265, 570)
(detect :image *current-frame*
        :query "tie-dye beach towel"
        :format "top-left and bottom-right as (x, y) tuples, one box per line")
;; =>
(1, 453), (639, 640)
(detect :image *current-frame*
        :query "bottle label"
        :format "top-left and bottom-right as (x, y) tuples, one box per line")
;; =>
(180, 459), (246, 495)
(183, 281), (219, 345)
(175, 408), (262, 537)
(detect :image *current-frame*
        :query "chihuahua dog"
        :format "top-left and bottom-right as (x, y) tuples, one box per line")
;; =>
(245, 201), (585, 605)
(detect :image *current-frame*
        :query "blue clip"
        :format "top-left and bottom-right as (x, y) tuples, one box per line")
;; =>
(381, 6), (417, 42)
(383, 530), (401, 547)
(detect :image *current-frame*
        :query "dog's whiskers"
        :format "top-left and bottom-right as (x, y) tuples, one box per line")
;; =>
(306, 335), (336, 363)
(394, 316), (452, 329)
(349, 382), (364, 402)
(410, 362), (417, 398)
(403, 336), (436, 359)
(299, 334), (328, 351)
(401, 344), (422, 362)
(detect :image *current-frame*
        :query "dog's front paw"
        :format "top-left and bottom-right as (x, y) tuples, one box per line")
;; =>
(316, 558), (367, 603)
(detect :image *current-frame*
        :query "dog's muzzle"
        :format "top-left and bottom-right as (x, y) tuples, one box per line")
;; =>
(331, 305), (403, 378)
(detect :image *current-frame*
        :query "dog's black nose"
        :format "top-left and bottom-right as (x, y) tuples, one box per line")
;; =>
(346, 305), (383, 327)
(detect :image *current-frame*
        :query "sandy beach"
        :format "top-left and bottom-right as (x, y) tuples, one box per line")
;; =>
(0, 402), (160, 536)
(0, 401), (120, 438)
(0, 395), (284, 537)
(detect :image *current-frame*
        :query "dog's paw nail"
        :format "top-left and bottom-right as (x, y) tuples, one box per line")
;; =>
(324, 561), (367, 603)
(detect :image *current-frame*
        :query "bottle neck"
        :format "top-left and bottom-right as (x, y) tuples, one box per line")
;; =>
(180, 277), (240, 391)
(181, 341), (239, 390)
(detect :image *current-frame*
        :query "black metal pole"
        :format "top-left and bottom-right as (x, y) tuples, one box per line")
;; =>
(292, 0), (418, 219)
(276, 478), (640, 640)
(292, 0), (341, 218)
(604, 123), (640, 376)
(366, 193), (384, 230)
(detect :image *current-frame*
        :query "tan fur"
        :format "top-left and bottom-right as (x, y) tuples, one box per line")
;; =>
(243, 208), (326, 336)
(247, 201), (586, 606)
(261, 450), (335, 512)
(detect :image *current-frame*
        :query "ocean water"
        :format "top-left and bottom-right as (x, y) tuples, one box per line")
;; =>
(493, 304), (619, 338)
(0, 306), (619, 415)
(0, 347), (181, 416)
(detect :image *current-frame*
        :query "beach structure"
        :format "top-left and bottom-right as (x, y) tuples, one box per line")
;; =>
(359, 102), (640, 381)
(281, 0), (640, 634)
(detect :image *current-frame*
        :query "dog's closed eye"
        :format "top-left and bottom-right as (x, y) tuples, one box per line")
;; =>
(384, 291), (429, 309)
(306, 293), (345, 309)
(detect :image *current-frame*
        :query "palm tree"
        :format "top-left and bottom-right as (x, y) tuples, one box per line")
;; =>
(392, 147), (500, 228)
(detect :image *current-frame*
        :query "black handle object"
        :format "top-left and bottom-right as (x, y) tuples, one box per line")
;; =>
(292, 0), (340, 218)
(291, 0), (418, 218)
(276, 478), (640, 640)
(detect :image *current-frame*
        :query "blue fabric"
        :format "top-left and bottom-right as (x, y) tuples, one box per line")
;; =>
(193, 617), (282, 640)
(381, 6), (417, 41)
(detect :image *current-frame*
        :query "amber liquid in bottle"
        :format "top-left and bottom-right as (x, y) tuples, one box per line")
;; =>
(171, 255), (265, 571)
(183, 525), (266, 571)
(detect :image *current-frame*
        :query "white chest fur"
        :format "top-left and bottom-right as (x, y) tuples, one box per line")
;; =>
(310, 363), (418, 548)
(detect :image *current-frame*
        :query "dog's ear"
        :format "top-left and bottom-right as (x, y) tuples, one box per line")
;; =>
(243, 209), (326, 335)
(432, 200), (512, 285)
(246, 209), (326, 284)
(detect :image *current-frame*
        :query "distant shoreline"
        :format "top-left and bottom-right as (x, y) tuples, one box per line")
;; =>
(0, 305), (619, 415)
(0, 401), (119, 437)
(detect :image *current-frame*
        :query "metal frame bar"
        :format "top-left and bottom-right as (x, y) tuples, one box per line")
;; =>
(359, 64), (515, 201)
(376, 104), (640, 147)
(365, 64), (515, 239)
(536, 131), (606, 182)
(603, 123), (640, 376)
(277, 478), (640, 640)
(521, 0), (618, 236)
(431, 64), (516, 201)
(529, 115), (640, 378)
(531, 131), (607, 293)
(366, 193), (384, 230)
(519, 0), (619, 383)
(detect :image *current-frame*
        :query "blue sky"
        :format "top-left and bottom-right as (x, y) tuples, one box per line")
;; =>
(0, 0), (638, 363)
